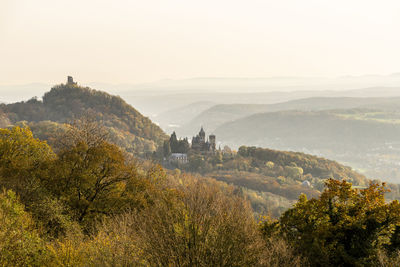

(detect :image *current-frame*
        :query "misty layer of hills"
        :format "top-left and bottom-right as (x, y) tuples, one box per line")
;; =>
(3, 80), (393, 217)
(2, 76), (400, 183)
(159, 96), (400, 182)
(115, 78), (400, 183)
(2, 73), (400, 108)
(158, 97), (400, 183)
(167, 96), (400, 136)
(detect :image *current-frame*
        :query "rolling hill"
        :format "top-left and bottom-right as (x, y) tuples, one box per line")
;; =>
(172, 96), (400, 136)
(214, 109), (400, 182)
(0, 82), (168, 155)
(175, 144), (374, 216)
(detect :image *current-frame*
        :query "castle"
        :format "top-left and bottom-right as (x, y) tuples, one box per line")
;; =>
(191, 127), (216, 153)
(166, 127), (217, 165)
(67, 76), (77, 85)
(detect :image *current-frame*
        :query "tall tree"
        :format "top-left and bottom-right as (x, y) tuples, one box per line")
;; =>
(163, 140), (171, 157)
(169, 131), (178, 153)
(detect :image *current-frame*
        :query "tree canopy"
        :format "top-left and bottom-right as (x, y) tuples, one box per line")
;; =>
(262, 179), (400, 266)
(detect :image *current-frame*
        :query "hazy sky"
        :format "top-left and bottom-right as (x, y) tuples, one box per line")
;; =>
(1, 0), (400, 85)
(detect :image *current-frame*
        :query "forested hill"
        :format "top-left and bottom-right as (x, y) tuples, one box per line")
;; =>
(171, 96), (400, 136)
(215, 109), (400, 153)
(173, 145), (373, 216)
(0, 83), (168, 154)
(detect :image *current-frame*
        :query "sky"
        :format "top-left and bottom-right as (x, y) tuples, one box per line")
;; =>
(1, 0), (400, 85)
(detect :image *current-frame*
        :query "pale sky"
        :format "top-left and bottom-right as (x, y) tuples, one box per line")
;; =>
(1, 0), (400, 85)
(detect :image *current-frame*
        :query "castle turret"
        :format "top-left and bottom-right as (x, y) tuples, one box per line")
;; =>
(191, 127), (217, 153)
(67, 76), (76, 85)
(199, 127), (205, 143)
(209, 134), (216, 151)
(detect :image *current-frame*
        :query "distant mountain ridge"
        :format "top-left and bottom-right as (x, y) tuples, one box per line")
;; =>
(215, 109), (400, 150)
(213, 108), (400, 182)
(171, 96), (400, 136)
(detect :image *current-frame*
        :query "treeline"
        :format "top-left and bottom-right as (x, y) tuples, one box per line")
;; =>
(262, 179), (400, 266)
(163, 131), (190, 155)
(236, 146), (368, 186)
(0, 124), (294, 266)
(0, 83), (168, 154)
(168, 145), (371, 216)
(177, 146), (368, 188)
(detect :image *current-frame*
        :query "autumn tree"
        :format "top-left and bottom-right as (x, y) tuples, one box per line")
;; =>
(0, 189), (50, 266)
(0, 126), (55, 204)
(55, 113), (109, 151)
(51, 140), (136, 227)
(128, 176), (265, 266)
(276, 179), (400, 266)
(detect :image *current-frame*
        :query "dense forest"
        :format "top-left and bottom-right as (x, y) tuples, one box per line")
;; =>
(3, 84), (400, 265)
(0, 83), (168, 155)
(167, 144), (381, 216)
(2, 124), (400, 266)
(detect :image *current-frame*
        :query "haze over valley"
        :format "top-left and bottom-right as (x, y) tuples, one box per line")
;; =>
(3, 75), (400, 183)
(2, 0), (400, 265)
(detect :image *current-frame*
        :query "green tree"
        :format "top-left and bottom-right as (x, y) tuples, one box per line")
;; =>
(52, 141), (137, 226)
(188, 154), (205, 172)
(278, 179), (400, 266)
(0, 126), (55, 204)
(238, 146), (248, 157)
(265, 161), (275, 169)
(284, 166), (304, 180)
(177, 137), (190, 153)
(169, 131), (179, 152)
(163, 140), (171, 157)
(0, 189), (50, 266)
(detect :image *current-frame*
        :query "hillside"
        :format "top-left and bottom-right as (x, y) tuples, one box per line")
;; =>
(214, 109), (400, 182)
(169, 145), (371, 216)
(0, 82), (168, 154)
(172, 96), (400, 135)
(215, 109), (400, 150)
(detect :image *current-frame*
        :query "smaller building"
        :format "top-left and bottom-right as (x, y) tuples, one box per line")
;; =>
(168, 153), (188, 164)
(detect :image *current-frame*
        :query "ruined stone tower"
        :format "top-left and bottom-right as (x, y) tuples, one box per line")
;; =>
(67, 76), (76, 85)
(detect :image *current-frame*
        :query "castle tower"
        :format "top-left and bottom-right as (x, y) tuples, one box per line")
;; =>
(209, 134), (216, 151)
(199, 127), (205, 143)
(67, 76), (76, 85)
